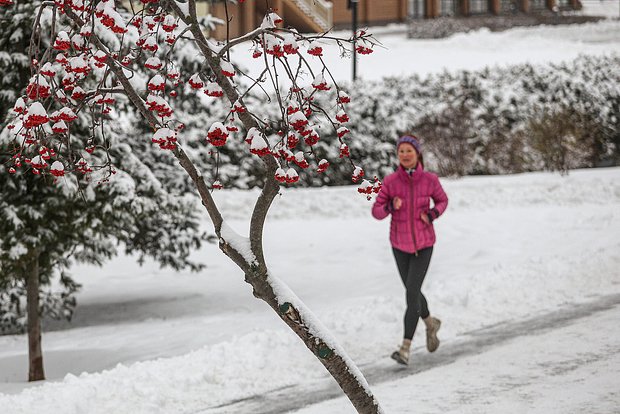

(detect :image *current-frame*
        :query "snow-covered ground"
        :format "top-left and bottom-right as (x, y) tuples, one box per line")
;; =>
(1, 166), (619, 413)
(580, 0), (620, 17)
(2, 17), (620, 414)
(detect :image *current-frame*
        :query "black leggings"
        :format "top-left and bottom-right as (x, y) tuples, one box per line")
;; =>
(392, 246), (433, 340)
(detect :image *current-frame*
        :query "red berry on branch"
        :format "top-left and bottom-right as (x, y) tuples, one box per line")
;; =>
(50, 161), (65, 177)
(308, 46), (323, 57)
(188, 73), (205, 89)
(317, 159), (330, 173)
(207, 122), (229, 147)
(336, 109), (349, 123)
(285, 168), (299, 184)
(337, 91), (351, 104)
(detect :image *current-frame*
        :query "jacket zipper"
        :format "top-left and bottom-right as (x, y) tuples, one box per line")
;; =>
(410, 173), (418, 256)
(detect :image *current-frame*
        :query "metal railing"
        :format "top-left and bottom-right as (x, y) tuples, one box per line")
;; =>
(291, 0), (334, 30)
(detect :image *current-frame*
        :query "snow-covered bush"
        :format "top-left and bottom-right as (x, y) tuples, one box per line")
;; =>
(0, 0), (206, 367)
(156, 54), (620, 184)
(319, 55), (620, 178)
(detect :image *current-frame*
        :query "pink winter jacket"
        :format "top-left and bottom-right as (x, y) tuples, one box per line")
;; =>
(372, 164), (448, 253)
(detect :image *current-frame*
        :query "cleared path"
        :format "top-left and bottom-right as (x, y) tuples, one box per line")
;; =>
(200, 293), (620, 414)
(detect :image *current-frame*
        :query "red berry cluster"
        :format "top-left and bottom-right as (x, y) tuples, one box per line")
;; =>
(356, 45), (374, 55)
(207, 122), (229, 147)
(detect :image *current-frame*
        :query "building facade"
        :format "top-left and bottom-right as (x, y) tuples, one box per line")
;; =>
(203, 0), (582, 38)
(330, 0), (581, 22)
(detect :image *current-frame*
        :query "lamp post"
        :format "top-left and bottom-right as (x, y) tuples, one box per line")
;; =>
(348, 0), (359, 81)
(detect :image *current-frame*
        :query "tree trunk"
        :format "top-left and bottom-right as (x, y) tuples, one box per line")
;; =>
(255, 275), (382, 414)
(26, 251), (44, 382)
(219, 240), (383, 413)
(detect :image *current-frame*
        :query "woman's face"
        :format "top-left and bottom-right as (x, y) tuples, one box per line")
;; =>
(398, 143), (418, 169)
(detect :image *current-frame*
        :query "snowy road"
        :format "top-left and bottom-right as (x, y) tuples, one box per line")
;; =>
(202, 293), (620, 414)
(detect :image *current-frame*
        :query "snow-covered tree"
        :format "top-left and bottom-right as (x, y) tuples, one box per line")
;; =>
(1, 0), (382, 411)
(0, 0), (35, 120)
(0, 0), (206, 383)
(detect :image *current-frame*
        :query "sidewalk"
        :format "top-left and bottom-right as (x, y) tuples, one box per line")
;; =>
(292, 297), (620, 413)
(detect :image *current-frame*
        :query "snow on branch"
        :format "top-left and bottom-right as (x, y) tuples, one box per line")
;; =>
(2, 0), (381, 198)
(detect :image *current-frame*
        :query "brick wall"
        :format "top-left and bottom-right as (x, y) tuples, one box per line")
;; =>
(330, 0), (407, 26)
(366, 0), (406, 21)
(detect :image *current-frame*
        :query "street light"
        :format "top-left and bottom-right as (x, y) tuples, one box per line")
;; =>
(347, 0), (359, 81)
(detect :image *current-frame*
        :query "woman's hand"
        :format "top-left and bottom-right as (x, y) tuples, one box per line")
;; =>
(392, 197), (402, 210)
(420, 212), (430, 224)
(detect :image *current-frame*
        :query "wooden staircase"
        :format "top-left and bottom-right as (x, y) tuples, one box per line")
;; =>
(288, 0), (333, 32)
(205, 0), (334, 39)
(256, 0), (333, 33)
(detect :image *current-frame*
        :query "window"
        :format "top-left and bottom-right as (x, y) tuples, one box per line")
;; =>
(410, 0), (426, 18)
(530, 0), (547, 10)
(500, 0), (519, 13)
(440, 0), (458, 16)
(469, 0), (490, 14)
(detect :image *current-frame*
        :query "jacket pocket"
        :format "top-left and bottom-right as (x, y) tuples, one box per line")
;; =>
(391, 218), (409, 245)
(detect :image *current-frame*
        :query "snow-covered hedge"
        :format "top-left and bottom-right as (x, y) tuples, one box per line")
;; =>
(177, 54), (619, 187)
(315, 54), (620, 181)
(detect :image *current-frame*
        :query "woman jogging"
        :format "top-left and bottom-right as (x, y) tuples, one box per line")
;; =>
(372, 135), (449, 365)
